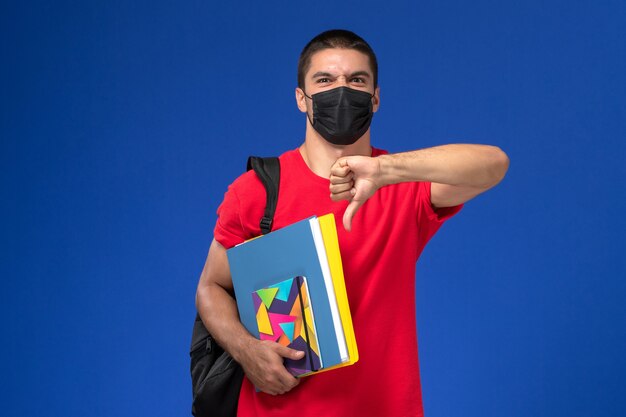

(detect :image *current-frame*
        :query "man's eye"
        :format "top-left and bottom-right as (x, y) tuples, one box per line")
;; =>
(316, 78), (331, 83)
(351, 77), (365, 83)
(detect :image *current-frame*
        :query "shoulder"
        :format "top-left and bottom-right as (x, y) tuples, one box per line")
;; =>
(227, 149), (298, 195)
(227, 169), (263, 202)
(214, 149), (299, 247)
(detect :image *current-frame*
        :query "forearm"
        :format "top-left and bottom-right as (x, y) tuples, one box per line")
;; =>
(377, 144), (509, 189)
(196, 282), (255, 363)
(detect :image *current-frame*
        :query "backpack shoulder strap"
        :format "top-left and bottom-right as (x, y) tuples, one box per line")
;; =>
(246, 156), (280, 235)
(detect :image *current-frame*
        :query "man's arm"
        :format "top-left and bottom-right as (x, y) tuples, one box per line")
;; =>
(329, 144), (510, 230)
(195, 239), (304, 395)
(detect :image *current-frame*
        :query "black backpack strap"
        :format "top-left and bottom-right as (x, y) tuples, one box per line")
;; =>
(246, 156), (280, 235)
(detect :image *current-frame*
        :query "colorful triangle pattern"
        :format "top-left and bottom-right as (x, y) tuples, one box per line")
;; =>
(256, 287), (279, 309)
(255, 303), (272, 335)
(269, 279), (292, 302)
(279, 322), (295, 342)
(252, 276), (322, 376)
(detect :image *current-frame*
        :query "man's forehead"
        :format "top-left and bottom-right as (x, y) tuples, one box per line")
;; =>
(306, 48), (372, 77)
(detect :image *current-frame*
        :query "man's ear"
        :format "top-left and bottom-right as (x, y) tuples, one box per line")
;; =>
(372, 86), (381, 113)
(295, 87), (308, 113)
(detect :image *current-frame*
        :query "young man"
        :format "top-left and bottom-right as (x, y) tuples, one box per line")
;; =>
(196, 30), (509, 416)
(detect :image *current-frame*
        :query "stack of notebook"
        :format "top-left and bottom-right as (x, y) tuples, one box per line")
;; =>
(227, 214), (358, 377)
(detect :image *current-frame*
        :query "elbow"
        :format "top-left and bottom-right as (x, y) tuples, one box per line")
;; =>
(195, 285), (203, 312)
(486, 145), (510, 187)
(196, 279), (233, 313)
(195, 280), (212, 312)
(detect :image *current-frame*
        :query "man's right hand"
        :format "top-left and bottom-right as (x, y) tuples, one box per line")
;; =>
(238, 338), (304, 395)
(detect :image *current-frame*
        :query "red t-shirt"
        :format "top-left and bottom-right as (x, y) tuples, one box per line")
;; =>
(214, 148), (462, 417)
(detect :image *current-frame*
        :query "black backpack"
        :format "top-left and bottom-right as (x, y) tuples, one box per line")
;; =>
(190, 156), (280, 417)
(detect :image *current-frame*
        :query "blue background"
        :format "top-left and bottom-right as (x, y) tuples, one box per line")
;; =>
(2, 1), (624, 416)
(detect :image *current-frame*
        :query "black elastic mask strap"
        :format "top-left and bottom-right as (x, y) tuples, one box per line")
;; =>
(301, 89), (315, 126)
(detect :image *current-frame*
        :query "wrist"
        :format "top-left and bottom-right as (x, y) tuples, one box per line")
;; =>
(230, 333), (258, 364)
(376, 154), (395, 186)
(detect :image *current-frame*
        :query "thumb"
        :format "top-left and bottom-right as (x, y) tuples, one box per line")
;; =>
(343, 199), (364, 232)
(276, 344), (305, 360)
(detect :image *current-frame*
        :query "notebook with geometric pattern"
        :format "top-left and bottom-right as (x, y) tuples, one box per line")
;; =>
(252, 276), (322, 376)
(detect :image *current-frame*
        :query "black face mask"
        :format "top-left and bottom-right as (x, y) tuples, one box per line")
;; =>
(304, 86), (374, 146)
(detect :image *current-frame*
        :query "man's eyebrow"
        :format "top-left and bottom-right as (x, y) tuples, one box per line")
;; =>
(311, 71), (334, 78)
(311, 71), (372, 78)
(349, 71), (371, 78)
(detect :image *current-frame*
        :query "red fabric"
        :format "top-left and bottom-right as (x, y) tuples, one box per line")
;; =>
(214, 148), (462, 417)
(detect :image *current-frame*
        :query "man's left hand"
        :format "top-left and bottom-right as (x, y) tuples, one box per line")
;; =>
(330, 156), (382, 231)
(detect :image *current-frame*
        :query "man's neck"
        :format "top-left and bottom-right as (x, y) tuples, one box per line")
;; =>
(299, 126), (372, 178)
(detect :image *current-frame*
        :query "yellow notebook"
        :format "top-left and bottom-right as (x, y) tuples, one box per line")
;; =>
(316, 213), (359, 371)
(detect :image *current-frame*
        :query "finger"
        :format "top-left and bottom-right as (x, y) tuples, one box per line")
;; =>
(276, 368), (300, 391)
(259, 366), (297, 395)
(329, 172), (354, 184)
(273, 346), (304, 390)
(330, 181), (354, 195)
(261, 385), (281, 396)
(330, 166), (351, 178)
(330, 189), (355, 202)
(343, 199), (364, 232)
(276, 344), (305, 361)
(330, 159), (351, 177)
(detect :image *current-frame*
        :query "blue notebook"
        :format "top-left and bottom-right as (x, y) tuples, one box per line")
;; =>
(227, 216), (346, 369)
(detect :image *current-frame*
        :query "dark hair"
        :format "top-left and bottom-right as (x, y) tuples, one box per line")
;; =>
(297, 29), (378, 90)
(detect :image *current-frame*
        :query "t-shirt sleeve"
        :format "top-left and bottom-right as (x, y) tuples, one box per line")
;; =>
(415, 181), (463, 247)
(213, 184), (247, 249)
